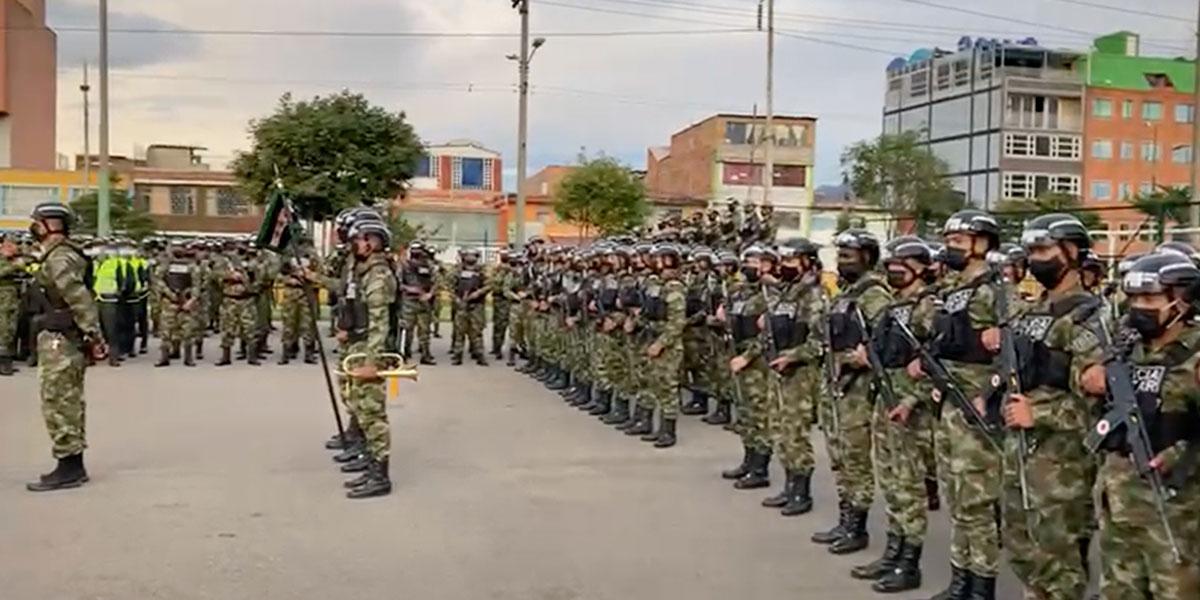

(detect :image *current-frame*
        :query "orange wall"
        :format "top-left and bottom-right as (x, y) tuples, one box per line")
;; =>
(1, 0), (55, 169)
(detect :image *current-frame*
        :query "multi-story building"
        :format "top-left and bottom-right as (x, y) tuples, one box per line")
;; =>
(1081, 31), (1194, 252)
(883, 37), (1086, 208)
(129, 145), (262, 236)
(0, 0), (55, 170)
(644, 113), (816, 239)
(0, 168), (110, 231)
(397, 139), (503, 250)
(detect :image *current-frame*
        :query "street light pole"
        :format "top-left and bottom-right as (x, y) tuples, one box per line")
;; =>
(97, 0), (111, 236)
(81, 62), (91, 194)
(514, 0), (531, 251)
(1191, 0), (1200, 239)
(761, 0), (775, 207)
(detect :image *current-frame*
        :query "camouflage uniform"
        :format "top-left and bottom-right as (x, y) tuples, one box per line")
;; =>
(278, 253), (316, 358)
(217, 252), (258, 352)
(683, 269), (717, 399)
(450, 262), (488, 362)
(32, 239), (102, 459)
(491, 262), (513, 355)
(644, 271), (686, 420)
(399, 258), (437, 361)
(0, 252), (23, 368)
(728, 279), (771, 451)
(157, 257), (203, 352)
(344, 252), (396, 463)
(770, 276), (828, 479)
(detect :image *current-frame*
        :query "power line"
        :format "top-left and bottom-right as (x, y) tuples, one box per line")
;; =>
(893, 0), (1094, 37)
(34, 24), (754, 39)
(1045, 0), (1191, 23)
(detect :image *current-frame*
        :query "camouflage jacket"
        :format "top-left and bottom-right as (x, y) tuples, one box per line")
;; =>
(37, 239), (102, 341)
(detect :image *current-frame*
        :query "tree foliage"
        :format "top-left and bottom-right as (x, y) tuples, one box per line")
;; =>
(841, 131), (961, 234)
(70, 191), (157, 240)
(389, 214), (428, 248)
(232, 91), (424, 220)
(1133, 185), (1191, 226)
(994, 191), (1104, 241)
(553, 156), (649, 237)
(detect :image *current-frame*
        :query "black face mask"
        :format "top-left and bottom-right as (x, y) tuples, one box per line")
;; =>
(1028, 257), (1067, 289)
(838, 262), (865, 283)
(886, 269), (911, 290)
(943, 248), (969, 272)
(779, 265), (801, 282)
(1128, 306), (1166, 340)
(741, 266), (760, 283)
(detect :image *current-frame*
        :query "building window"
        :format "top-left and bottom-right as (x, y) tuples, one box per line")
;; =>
(1007, 94), (1068, 129)
(1120, 141), (1134, 160)
(1091, 140), (1113, 159)
(723, 162), (763, 185)
(1002, 173), (1080, 200)
(1091, 180), (1112, 201)
(1139, 182), (1155, 196)
(773, 165), (807, 187)
(1141, 142), (1160, 162)
(215, 187), (249, 216)
(1003, 133), (1080, 159)
(910, 69), (929, 98)
(1142, 101), (1163, 121)
(1122, 100), (1134, 119)
(1172, 145), (1193, 164)
(1176, 104), (1194, 123)
(451, 157), (494, 190)
(1118, 182), (1133, 200)
(935, 63), (951, 90)
(1092, 98), (1112, 118)
(724, 122), (749, 145)
(535, 209), (551, 224)
(0, 185), (60, 216)
(952, 59), (970, 87)
(774, 210), (801, 231)
(414, 155), (440, 178)
(169, 187), (196, 215)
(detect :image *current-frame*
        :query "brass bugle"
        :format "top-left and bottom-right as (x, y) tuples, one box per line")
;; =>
(335, 352), (419, 381)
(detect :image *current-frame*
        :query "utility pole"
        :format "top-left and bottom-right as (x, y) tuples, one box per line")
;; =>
(1191, 0), (1200, 240)
(514, 0), (531, 251)
(761, 0), (775, 207)
(81, 63), (91, 194)
(97, 0), (112, 236)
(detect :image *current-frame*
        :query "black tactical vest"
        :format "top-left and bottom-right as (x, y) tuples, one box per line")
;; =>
(338, 278), (369, 344)
(165, 262), (194, 294)
(1100, 344), (1200, 456)
(932, 280), (994, 364)
(643, 279), (666, 321)
(729, 291), (759, 343)
(1012, 294), (1098, 392)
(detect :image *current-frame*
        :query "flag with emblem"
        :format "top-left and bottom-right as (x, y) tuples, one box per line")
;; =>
(254, 185), (298, 252)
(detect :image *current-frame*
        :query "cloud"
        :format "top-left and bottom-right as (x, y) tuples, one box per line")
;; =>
(47, 0), (203, 69)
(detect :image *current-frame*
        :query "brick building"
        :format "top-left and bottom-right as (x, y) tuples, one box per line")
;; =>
(0, 0), (55, 170)
(397, 139), (503, 249)
(127, 145), (261, 236)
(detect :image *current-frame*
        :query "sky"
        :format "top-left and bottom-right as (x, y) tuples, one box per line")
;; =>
(46, 0), (1200, 191)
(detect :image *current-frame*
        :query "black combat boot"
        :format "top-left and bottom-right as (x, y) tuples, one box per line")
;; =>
(614, 403), (641, 431)
(333, 442), (366, 464)
(601, 396), (629, 425)
(216, 346), (232, 366)
(170, 345), (181, 360)
(873, 540), (922, 593)
(721, 445), (753, 480)
(851, 532), (902, 580)
(829, 508), (870, 554)
(155, 345), (171, 367)
(195, 340), (204, 360)
(506, 349), (516, 367)
(326, 420), (363, 450)
(343, 459), (374, 489)
(966, 573), (995, 600)
(27, 453), (89, 492)
(624, 406), (653, 436)
(183, 343), (195, 367)
(547, 368), (569, 391)
(347, 458), (392, 499)
(780, 471), (813, 516)
(812, 501), (850, 544)
(474, 353), (489, 367)
(0, 357), (16, 376)
(340, 453), (371, 473)
(653, 418), (677, 448)
(303, 344), (317, 364)
(420, 354), (437, 366)
(246, 345), (261, 366)
(926, 477), (940, 511)
(703, 399), (731, 425)
(278, 348), (291, 365)
(588, 389), (612, 416)
(533, 361), (553, 381)
(640, 412), (663, 442)
(680, 390), (708, 416)
(928, 564), (971, 600)
(733, 450), (770, 490)
(574, 385), (597, 409)
(236, 341), (247, 360)
(761, 469), (795, 508)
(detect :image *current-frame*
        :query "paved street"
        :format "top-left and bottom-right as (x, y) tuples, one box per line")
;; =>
(0, 335), (1023, 600)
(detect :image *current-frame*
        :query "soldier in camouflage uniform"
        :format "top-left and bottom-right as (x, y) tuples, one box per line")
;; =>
(810, 229), (891, 556)
(702, 251), (740, 426)
(0, 233), (26, 376)
(993, 214), (1102, 600)
(619, 243), (657, 436)
(24, 202), (106, 492)
(450, 248), (489, 366)
(851, 236), (939, 592)
(629, 243), (685, 447)
(760, 237), (826, 517)
(277, 244), (318, 365)
(338, 220), (397, 499)
(1078, 251), (1200, 600)
(597, 246), (634, 426)
(155, 244), (203, 367)
(719, 246), (773, 488)
(214, 243), (261, 366)
(190, 241), (213, 360)
(490, 249), (514, 359)
(680, 247), (717, 416)
(399, 241), (438, 365)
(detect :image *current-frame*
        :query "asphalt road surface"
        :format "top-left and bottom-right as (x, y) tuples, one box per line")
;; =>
(0, 335), (1026, 600)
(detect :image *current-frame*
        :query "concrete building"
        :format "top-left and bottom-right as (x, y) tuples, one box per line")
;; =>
(883, 37), (1086, 208)
(0, 167), (110, 231)
(1080, 31), (1194, 253)
(398, 139), (503, 250)
(129, 145), (262, 236)
(644, 113), (816, 239)
(0, 0), (55, 170)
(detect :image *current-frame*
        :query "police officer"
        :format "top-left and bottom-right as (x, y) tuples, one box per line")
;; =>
(24, 202), (107, 492)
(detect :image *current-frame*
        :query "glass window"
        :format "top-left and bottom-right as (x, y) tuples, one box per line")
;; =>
(1092, 98), (1112, 118)
(1091, 180), (1112, 201)
(1118, 182), (1133, 200)
(169, 187), (195, 215)
(930, 96), (972, 139)
(1091, 140), (1113, 159)
(1142, 101), (1163, 120)
(414, 155), (439, 178)
(722, 162), (762, 185)
(0, 185), (59, 216)
(724, 122), (749, 145)
(774, 210), (802, 230)
(1122, 100), (1134, 118)
(1172, 145), (1193, 164)
(1141, 142), (1160, 162)
(1139, 182), (1155, 196)
(1003, 133), (1080, 159)
(773, 165), (807, 187)
(1120, 141), (1134, 160)
(1176, 104), (1194, 123)
(215, 187), (249, 216)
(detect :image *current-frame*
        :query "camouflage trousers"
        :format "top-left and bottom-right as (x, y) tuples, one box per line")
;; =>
(509, 303), (528, 353)
(834, 374), (877, 511)
(219, 296), (256, 348)
(492, 300), (510, 353)
(278, 286), (315, 349)
(451, 303), (485, 359)
(1097, 453), (1200, 600)
(38, 331), (87, 459)
(817, 373), (843, 493)
(400, 299), (434, 359)
(733, 356), (772, 452)
(683, 326), (714, 396)
(345, 341), (390, 461)
(159, 301), (199, 347)
(0, 286), (18, 356)
(769, 366), (818, 474)
(711, 335), (735, 404)
(630, 334), (656, 410)
(648, 344), (682, 419)
(255, 292), (271, 341)
(943, 407), (1003, 577)
(597, 329), (625, 395)
(1002, 431), (1095, 599)
(873, 382), (935, 542)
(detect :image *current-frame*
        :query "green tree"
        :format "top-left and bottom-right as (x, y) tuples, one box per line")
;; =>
(994, 191), (1104, 241)
(553, 156), (649, 238)
(232, 91), (424, 219)
(841, 131), (961, 235)
(1132, 185), (1191, 242)
(388, 214), (427, 248)
(70, 191), (157, 240)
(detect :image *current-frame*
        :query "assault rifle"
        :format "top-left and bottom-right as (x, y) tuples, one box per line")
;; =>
(994, 278), (1033, 515)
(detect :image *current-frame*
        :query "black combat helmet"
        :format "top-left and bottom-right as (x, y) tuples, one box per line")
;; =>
(834, 228), (881, 267)
(1122, 251), (1200, 297)
(777, 237), (820, 260)
(943, 209), (1001, 249)
(883, 236), (932, 264)
(1021, 213), (1092, 251)
(349, 220), (392, 250)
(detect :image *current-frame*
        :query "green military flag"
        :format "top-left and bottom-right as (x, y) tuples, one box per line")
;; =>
(254, 185), (298, 252)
